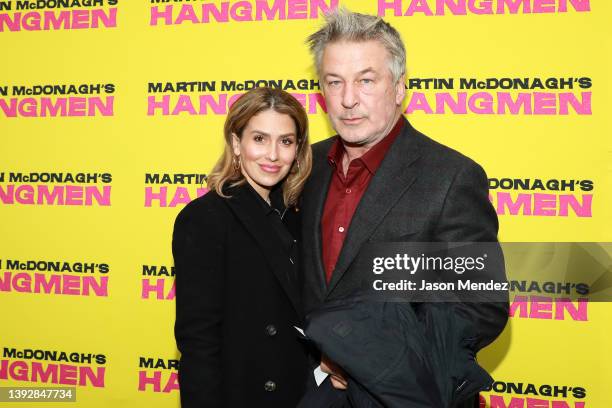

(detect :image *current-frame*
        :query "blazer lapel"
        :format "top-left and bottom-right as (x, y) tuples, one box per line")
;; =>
(327, 123), (423, 296)
(303, 139), (336, 298)
(224, 185), (303, 316)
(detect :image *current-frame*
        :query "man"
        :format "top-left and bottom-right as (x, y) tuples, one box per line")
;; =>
(300, 9), (509, 407)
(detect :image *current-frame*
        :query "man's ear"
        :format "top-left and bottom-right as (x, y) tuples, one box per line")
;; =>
(231, 133), (241, 156)
(395, 73), (406, 106)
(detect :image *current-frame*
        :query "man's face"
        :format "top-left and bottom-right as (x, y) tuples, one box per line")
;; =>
(320, 40), (405, 147)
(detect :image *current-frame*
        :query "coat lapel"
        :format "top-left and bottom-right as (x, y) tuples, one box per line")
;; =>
(224, 185), (303, 316)
(302, 139), (336, 299)
(327, 122), (423, 296)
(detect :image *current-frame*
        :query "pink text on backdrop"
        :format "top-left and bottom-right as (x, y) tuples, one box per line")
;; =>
(147, 93), (326, 116)
(144, 186), (209, 207)
(482, 394), (585, 407)
(138, 371), (180, 393)
(0, 8), (117, 32)
(150, 0), (338, 25)
(0, 360), (105, 387)
(509, 295), (588, 321)
(489, 192), (592, 217)
(405, 92), (591, 115)
(141, 278), (175, 300)
(0, 185), (112, 206)
(0, 96), (114, 117)
(0, 272), (109, 296)
(379, 0), (590, 16)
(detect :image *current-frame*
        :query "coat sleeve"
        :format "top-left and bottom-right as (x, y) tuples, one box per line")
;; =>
(432, 160), (509, 351)
(172, 202), (226, 408)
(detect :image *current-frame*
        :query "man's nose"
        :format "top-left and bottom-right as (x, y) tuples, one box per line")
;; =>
(341, 82), (358, 110)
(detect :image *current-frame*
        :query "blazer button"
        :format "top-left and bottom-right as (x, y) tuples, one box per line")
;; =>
(265, 324), (277, 336)
(264, 380), (276, 392)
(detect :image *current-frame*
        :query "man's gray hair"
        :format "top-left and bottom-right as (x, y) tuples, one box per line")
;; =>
(306, 8), (406, 83)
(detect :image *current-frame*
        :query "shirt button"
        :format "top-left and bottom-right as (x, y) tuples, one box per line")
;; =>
(265, 324), (277, 337)
(264, 380), (277, 392)
(338, 226), (345, 233)
(345, 188), (352, 194)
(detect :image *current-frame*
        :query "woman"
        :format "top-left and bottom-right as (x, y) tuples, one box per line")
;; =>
(172, 87), (312, 408)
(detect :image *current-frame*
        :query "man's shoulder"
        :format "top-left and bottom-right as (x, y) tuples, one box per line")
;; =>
(410, 126), (486, 175)
(311, 136), (337, 159)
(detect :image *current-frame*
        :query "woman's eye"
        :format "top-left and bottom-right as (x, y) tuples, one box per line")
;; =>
(281, 138), (294, 146)
(253, 135), (264, 142)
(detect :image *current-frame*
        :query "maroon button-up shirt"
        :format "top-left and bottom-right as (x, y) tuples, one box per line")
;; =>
(321, 117), (405, 283)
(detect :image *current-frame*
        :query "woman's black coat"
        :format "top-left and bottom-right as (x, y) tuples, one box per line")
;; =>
(172, 184), (309, 408)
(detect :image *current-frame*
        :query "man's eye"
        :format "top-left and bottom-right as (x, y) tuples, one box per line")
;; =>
(328, 81), (341, 87)
(361, 78), (373, 84)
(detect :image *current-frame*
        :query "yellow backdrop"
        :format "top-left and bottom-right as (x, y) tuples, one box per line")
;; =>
(1, 0), (610, 406)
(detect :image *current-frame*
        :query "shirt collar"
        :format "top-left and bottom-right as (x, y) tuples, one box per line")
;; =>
(327, 116), (405, 174)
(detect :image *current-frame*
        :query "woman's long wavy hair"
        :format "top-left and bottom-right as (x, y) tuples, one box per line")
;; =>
(207, 87), (312, 207)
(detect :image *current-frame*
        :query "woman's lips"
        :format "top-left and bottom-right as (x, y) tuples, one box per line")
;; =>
(259, 164), (281, 173)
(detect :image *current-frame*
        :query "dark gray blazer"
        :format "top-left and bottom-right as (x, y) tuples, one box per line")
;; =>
(301, 116), (508, 353)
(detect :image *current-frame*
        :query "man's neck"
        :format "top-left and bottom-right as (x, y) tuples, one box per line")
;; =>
(340, 112), (401, 175)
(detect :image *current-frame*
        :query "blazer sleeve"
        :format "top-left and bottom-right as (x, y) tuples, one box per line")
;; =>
(172, 202), (226, 408)
(432, 160), (509, 351)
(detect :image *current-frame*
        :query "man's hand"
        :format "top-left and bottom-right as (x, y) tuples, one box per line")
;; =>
(321, 353), (348, 390)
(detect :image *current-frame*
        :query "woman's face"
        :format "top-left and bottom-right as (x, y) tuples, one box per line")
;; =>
(232, 109), (298, 199)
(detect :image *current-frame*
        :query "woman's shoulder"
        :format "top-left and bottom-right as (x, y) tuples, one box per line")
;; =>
(174, 190), (231, 228)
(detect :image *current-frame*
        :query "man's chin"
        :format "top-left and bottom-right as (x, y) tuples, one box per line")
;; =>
(338, 131), (371, 146)
(333, 125), (366, 143)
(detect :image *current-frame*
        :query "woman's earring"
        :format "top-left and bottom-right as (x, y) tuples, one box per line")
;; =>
(296, 159), (301, 171)
(233, 156), (241, 171)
